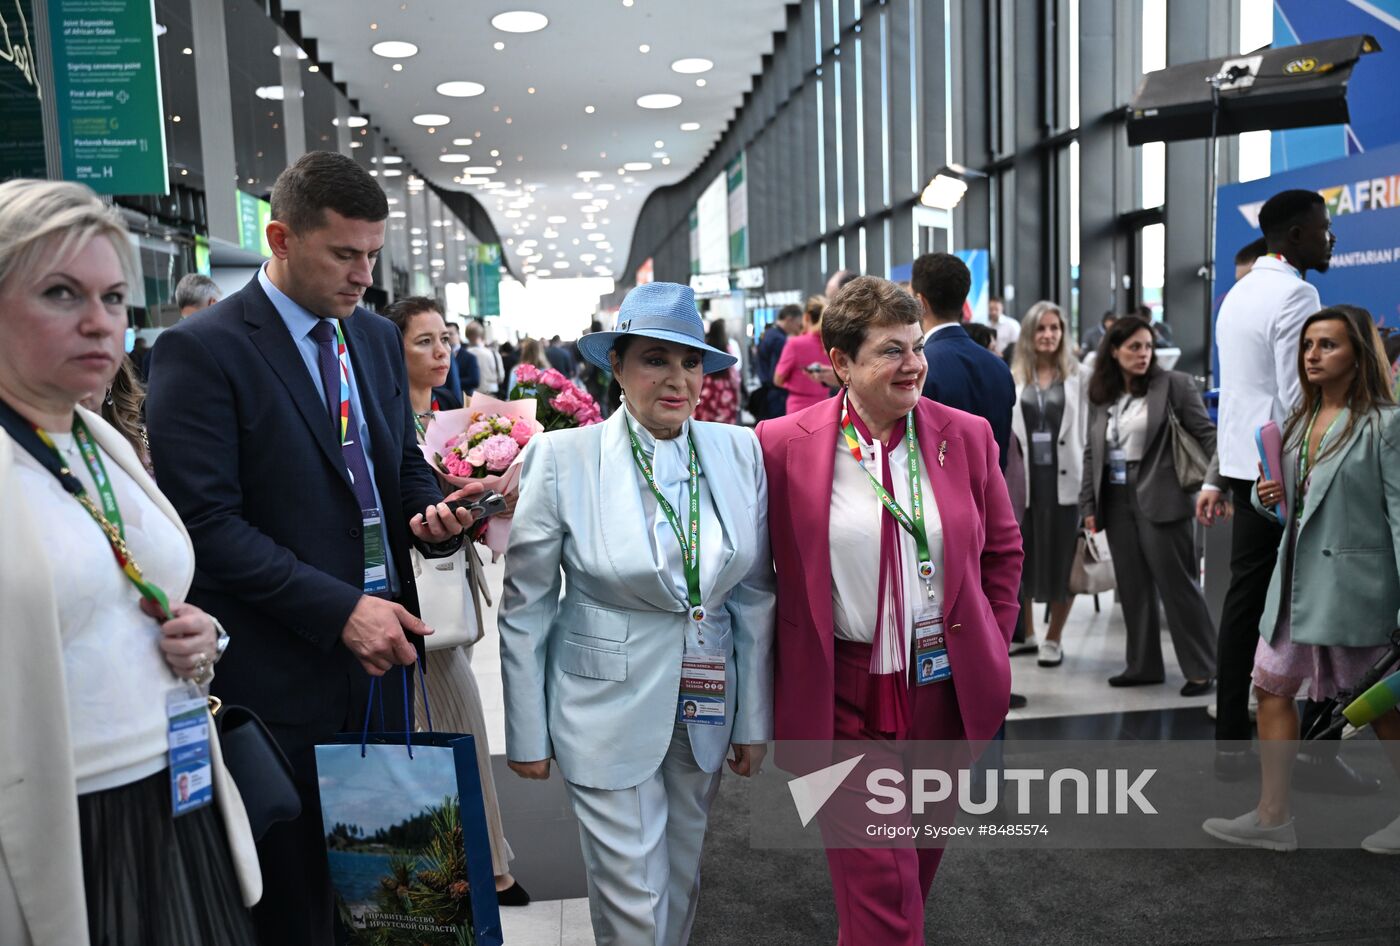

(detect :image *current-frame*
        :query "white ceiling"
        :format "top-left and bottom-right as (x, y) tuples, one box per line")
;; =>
(283, 0), (790, 283)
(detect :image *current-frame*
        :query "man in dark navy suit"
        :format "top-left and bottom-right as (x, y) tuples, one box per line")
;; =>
(146, 151), (480, 945)
(912, 252), (1016, 472)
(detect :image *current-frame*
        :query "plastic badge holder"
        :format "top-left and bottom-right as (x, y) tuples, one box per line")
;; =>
(1255, 421), (1286, 524)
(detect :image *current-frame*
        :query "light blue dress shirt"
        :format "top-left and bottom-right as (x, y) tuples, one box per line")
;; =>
(258, 264), (400, 594)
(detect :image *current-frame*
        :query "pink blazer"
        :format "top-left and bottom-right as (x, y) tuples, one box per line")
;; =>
(757, 396), (1023, 745)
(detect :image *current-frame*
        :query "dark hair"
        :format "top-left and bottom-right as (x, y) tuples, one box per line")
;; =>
(1282, 305), (1396, 462)
(1087, 315), (1160, 404)
(821, 276), (921, 363)
(989, 296), (1004, 305)
(910, 252), (971, 318)
(1258, 189), (1325, 242)
(270, 151), (388, 234)
(1235, 236), (1269, 266)
(102, 357), (148, 466)
(382, 295), (442, 334)
(705, 320), (728, 352)
(777, 303), (803, 323)
(830, 270), (858, 292)
(964, 323), (995, 349)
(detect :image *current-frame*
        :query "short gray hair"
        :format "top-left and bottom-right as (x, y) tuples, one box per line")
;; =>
(174, 273), (221, 309)
(0, 178), (134, 297)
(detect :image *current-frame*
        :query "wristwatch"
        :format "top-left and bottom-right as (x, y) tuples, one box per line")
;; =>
(212, 616), (230, 662)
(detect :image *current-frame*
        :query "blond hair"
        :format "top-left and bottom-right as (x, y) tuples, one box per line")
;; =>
(0, 179), (135, 296)
(1011, 300), (1078, 386)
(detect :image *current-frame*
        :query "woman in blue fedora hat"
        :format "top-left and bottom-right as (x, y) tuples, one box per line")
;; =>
(498, 281), (775, 945)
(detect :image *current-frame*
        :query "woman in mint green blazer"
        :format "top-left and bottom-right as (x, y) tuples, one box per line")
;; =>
(1204, 305), (1400, 854)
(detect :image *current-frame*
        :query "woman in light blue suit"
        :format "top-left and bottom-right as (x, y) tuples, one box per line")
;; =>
(499, 282), (775, 946)
(1204, 305), (1400, 853)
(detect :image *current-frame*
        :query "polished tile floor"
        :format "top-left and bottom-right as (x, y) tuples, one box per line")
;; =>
(469, 561), (1221, 945)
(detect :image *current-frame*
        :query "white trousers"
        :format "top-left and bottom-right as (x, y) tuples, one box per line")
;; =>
(565, 724), (722, 946)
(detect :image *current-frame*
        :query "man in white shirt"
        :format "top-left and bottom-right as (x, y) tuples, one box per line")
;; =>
(1203, 189), (1352, 782)
(987, 296), (1019, 355)
(465, 321), (504, 396)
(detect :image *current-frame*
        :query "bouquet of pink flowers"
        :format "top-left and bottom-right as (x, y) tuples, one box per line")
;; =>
(510, 364), (603, 429)
(420, 395), (545, 487)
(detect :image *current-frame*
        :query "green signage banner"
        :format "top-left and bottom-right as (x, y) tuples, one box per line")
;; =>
(236, 190), (271, 257)
(0, 0), (46, 181)
(48, 0), (168, 195)
(469, 243), (501, 317)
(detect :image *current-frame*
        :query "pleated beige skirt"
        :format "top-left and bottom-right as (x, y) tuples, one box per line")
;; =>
(416, 643), (515, 875)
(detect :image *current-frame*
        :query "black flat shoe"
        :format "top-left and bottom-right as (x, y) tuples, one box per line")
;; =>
(1009, 693), (1028, 709)
(496, 880), (531, 907)
(1180, 679), (1215, 697)
(1108, 673), (1164, 688)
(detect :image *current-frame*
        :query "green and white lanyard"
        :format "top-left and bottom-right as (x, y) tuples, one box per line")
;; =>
(625, 414), (706, 622)
(1295, 405), (1343, 520)
(839, 397), (935, 592)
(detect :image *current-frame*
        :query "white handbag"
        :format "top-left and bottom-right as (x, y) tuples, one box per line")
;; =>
(412, 540), (489, 651)
(1067, 529), (1115, 595)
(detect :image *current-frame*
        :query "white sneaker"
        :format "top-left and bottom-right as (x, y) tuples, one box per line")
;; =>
(1202, 810), (1298, 852)
(1009, 635), (1039, 656)
(1205, 694), (1259, 721)
(1037, 640), (1063, 667)
(1362, 814), (1400, 854)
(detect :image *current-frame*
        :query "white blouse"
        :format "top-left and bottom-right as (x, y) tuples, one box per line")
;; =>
(828, 419), (945, 650)
(626, 410), (733, 647)
(13, 430), (191, 794)
(1111, 394), (1150, 462)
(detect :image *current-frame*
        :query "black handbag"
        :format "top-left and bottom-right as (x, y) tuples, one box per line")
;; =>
(209, 697), (302, 840)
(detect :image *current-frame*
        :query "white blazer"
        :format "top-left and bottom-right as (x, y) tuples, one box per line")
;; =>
(0, 409), (260, 946)
(1215, 255), (1322, 480)
(498, 408), (775, 791)
(1009, 365), (1088, 506)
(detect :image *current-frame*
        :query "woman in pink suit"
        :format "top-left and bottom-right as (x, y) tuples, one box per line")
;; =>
(757, 277), (1022, 945)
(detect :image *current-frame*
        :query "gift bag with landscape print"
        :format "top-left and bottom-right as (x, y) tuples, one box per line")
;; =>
(316, 667), (503, 946)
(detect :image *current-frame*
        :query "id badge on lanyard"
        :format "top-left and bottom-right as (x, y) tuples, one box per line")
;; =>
(166, 687), (213, 816)
(362, 507), (390, 595)
(1107, 448), (1128, 485)
(678, 653), (726, 725)
(1031, 430), (1055, 466)
(913, 599), (951, 685)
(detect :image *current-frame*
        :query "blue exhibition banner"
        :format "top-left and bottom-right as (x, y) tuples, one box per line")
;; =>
(1214, 140), (1400, 376)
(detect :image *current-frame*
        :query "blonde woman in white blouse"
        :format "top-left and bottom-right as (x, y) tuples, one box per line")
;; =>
(0, 180), (259, 946)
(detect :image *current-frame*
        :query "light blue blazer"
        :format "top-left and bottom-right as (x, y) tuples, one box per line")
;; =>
(499, 409), (776, 791)
(1253, 405), (1400, 647)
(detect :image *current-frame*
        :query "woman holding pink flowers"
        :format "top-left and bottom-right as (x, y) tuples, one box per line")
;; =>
(385, 296), (530, 907)
(500, 281), (774, 946)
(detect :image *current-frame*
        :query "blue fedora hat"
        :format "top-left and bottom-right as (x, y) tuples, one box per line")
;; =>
(578, 282), (737, 375)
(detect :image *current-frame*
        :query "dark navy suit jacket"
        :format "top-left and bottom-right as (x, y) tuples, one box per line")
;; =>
(146, 276), (447, 746)
(921, 323), (1017, 471)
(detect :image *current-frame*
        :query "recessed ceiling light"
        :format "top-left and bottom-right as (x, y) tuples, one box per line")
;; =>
(637, 93), (682, 109)
(581, 253), (596, 262)
(490, 149), (500, 157)
(572, 191), (593, 200)
(622, 0), (633, 6)
(389, 210), (407, 218)
(596, 183), (615, 191)
(459, 167), (498, 175)
(307, 65), (319, 73)
(493, 41), (505, 50)
(547, 215), (567, 224)
(639, 44), (650, 53)
(587, 233), (607, 241)
(451, 138), (473, 146)
(680, 121), (701, 131)
(254, 86), (285, 100)
(581, 221), (597, 230)
(491, 11), (548, 33)
(392, 63), (403, 72)
(332, 116), (368, 128)
(671, 57), (713, 74)
(271, 44), (309, 60)
(653, 140), (664, 148)
(182, 47), (192, 54)
(584, 105), (595, 114)
(623, 161), (652, 171)
(380, 168), (402, 177)
(412, 113), (450, 126)
(439, 154), (472, 163)
(371, 40), (418, 58)
(349, 141), (362, 148)
(505, 210), (522, 218)
(662, 157), (671, 165)
(370, 22), (378, 29)
(695, 78), (706, 87)
(437, 80), (485, 97)
(554, 261), (569, 268)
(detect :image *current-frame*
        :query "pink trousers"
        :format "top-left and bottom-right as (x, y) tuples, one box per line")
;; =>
(821, 639), (967, 946)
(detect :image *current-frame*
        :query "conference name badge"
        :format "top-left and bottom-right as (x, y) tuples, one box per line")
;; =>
(362, 507), (390, 595)
(1108, 447), (1129, 485)
(913, 604), (951, 686)
(166, 688), (213, 816)
(678, 654), (726, 726)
